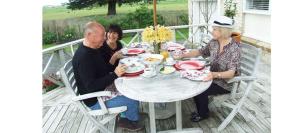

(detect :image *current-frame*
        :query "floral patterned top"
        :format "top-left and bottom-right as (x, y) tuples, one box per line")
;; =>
(199, 38), (241, 91)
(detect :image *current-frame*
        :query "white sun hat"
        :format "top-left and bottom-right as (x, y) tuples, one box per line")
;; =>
(211, 16), (234, 29)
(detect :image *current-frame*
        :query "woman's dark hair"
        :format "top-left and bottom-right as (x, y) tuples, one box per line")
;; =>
(106, 24), (123, 40)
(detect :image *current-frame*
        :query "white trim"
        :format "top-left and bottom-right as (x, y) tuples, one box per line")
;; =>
(243, 10), (271, 15)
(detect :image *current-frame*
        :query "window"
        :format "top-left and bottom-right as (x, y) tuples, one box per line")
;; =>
(246, 0), (269, 11)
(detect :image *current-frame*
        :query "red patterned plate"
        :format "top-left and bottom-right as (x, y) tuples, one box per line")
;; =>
(123, 70), (144, 77)
(174, 60), (204, 70)
(126, 48), (145, 55)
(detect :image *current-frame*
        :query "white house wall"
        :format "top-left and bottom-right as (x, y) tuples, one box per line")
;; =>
(243, 13), (271, 43)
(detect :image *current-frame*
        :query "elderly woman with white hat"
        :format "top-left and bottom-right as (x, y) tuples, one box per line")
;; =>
(176, 16), (241, 122)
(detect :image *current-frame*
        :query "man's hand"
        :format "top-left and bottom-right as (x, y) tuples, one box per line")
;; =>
(114, 64), (127, 77)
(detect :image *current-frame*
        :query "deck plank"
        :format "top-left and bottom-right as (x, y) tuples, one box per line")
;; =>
(43, 106), (63, 133)
(84, 120), (93, 133)
(54, 104), (76, 133)
(61, 106), (80, 133)
(47, 105), (70, 133)
(69, 109), (84, 133)
(77, 114), (89, 133)
(43, 106), (56, 126)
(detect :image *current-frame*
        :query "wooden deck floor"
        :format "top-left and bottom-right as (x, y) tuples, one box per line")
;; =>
(43, 51), (271, 133)
(43, 87), (270, 133)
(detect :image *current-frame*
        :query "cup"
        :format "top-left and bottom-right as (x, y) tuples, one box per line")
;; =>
(144, 67), (154, 76)
(166, 57), (174, 64)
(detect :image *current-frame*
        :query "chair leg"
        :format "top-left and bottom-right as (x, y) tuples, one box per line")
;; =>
(88, 116), (113, 133)
(217, 107), (239, 131)
(238, 106), (255, 122)
(89, 126), (98, 133)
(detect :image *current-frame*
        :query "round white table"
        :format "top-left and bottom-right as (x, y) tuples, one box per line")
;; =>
(115, 69), (212, 133)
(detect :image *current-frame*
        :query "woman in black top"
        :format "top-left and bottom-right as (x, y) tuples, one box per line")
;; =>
(99, 24), (124, 69)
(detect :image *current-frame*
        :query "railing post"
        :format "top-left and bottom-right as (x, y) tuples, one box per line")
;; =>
(171, 29), (176, 42)
(138, 32), (142, 43)
(58, 49), (66, 66)
(42, 52), (55, 75)
(70, 45), (74, 56)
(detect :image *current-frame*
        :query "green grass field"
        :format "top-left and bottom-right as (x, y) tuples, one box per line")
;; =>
(43, 0), (189, 49)
(43, 0), (188, 20)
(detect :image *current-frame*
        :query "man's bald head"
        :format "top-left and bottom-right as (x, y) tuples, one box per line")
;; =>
(84, 21), (105, 37)
(83, 21), (106, 49)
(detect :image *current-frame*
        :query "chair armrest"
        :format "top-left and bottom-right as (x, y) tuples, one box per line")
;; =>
(227, 76), (257, 83)
(72, 91), (112, 102)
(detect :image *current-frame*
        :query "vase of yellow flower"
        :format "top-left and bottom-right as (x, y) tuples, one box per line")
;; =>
(142, 25), (173, 54)
(153, 42), (162, 54)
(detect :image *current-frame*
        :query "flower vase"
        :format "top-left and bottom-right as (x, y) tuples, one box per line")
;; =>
(154, 42), (161, 54)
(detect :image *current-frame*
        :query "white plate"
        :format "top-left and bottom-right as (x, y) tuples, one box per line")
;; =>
(141, 72), (157, 78)
(166, 42), (185, 51)
(120, 58), (145, 73)
(164, 61), (176, 66)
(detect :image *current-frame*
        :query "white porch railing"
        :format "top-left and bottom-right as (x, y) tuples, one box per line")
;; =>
(42, 24), (212, 87)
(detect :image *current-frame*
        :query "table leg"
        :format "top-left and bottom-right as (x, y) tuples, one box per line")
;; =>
(149, 102), (156, 133)
(156, 100), (203, 133)
(143, 102), (176, 120)
(176, 101), (182, 131)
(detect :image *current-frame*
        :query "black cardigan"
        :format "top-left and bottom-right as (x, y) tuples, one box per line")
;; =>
(72, 43), (118, 107)
(98, 41), (123, 70)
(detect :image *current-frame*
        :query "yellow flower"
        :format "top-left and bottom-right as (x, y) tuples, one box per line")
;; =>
(142, 25), (173, 44)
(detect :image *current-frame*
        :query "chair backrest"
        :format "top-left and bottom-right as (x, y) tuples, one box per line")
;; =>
(60, 60), (115, 133)
(60, 60), (91, 111)
(240, 43), (262, 77)
(60, 60), (79, 96)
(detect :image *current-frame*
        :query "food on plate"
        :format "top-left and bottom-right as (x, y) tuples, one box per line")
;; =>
(145, 57), (160, 62)
(160, 66), (175, 74)
(140, 54), (164, 65)
(129, 63), (136, 67)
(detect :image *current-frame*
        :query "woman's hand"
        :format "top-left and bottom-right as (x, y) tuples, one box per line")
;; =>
(109, 51), (123, 65)
(112, 51), (123, 59)
(173, 54), (184, 60)
(175, 49), (200, 59)
(203, 72), (214, 81)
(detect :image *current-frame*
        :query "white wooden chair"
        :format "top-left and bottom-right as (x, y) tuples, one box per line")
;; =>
(208, 43), (262, 131)
(60, 60), (127, 133)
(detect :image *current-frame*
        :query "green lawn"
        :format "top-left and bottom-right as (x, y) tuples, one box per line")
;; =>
(43, 44), (56, 49)
(43, 0), (189, 49)
(43, 0), (188, 20)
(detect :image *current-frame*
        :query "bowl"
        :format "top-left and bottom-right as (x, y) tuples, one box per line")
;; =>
(139, 53), (164, 65)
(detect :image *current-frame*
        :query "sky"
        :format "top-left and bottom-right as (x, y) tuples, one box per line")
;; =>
(44, 0), (69, 6)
